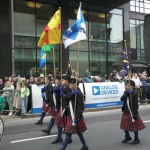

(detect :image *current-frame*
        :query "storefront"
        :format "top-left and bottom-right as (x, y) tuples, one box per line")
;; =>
(0, 0), (131, 79)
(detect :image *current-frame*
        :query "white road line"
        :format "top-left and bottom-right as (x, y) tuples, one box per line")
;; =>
(11, 135), (57, 144)
(143, 120), (150, 123)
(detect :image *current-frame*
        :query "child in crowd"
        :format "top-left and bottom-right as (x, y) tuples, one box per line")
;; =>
(20, 82), (30, 114)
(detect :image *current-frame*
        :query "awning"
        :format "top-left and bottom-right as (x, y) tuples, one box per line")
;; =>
(131, 63), (149, 68)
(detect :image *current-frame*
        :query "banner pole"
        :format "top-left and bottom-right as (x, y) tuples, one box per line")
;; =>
(53, 48), (56, 80)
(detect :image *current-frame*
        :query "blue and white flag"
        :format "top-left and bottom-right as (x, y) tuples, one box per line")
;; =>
(62, 5), (87, 49)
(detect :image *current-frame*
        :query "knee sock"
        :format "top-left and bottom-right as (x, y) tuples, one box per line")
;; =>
(134, 131), (139, 140)
(78, 133), (88, 148)
(57, 126), (62, 139)
(60, 133), (71, 150)
(39, 112), (45, 122)
(124, 130), (130, 137)
(47, 118), (55, 131)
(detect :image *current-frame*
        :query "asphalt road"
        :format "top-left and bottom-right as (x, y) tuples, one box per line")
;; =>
(1, 104), (150, 150)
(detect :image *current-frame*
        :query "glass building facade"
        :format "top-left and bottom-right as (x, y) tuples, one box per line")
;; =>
(13, 0), (124, 77)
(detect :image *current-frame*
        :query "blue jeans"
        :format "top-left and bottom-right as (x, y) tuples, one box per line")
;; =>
(135, 88), (139, 96)
(21, 98), (28, 113)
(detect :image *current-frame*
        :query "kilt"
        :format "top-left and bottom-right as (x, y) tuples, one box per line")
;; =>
(42, 101), (48, 112)
(47, 106), (58, 117)
(120, 112), (146, 132)
(65, 116), (88, 134)
(54, 110), (66, 128)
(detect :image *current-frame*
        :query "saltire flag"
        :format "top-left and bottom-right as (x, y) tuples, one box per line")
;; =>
(38, 10), (60, 47)
(39, 50), (46, 68)
(119, 43), (129, 77)
(42, 44), (55, 53)
(66, 59), (72, 77)
(62, 5), (87, 49)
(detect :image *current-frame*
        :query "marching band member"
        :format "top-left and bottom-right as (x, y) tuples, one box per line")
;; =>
(52, 75), (72, 144)
(35, 76), (51, 125)
(59, 78), (88, 150)
(41, 76), (61, 134)
(120, 80), (145, 144)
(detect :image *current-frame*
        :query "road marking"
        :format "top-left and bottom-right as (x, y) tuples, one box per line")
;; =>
(143, 120), (150, 123)
(11, 135), (57, 144)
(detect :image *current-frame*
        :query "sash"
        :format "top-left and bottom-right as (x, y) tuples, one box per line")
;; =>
(69, 100), (76, 126)
(127, 96), (135, 122)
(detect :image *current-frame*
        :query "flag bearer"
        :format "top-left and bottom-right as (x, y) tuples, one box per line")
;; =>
(120, 80), (145, 144)
(52, 75), (72, 144)
(41, 76), (61, 134)
(59, 78), (88, 150)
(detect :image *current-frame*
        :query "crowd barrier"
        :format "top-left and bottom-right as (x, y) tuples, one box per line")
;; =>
(31, 82), (125, 114)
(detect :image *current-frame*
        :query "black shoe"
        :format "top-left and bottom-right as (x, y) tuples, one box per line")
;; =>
(131, 139), (140, 144)
(41, 129), (51, 135)
(80, 146), (89, 150)
(52, 138), (63, 144)
(62, 129), (66, 134)
(121, 136), (132, 143)
(35, 121), (43, 125)
(62, 139), (72, 145)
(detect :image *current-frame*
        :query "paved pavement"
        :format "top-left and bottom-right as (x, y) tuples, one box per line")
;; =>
(0, 104), (150, 150)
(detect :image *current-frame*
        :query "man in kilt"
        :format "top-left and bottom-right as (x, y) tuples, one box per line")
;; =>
(59, 78), (88, 150)
(52, 75), (72, 144)
(41, 76), (61, 135)
(35, 76), (52, 125)
(120, 80), (145, 144)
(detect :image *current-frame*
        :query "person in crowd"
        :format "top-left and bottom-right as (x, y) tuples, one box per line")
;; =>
(84, 71), (93, 83)
(78, 75), (85, 83)
(110, 73), (122, 82)
(13, 78), (23, 113)
(95, 76), (101, 82)
(140, 75), (148, 104)
(12, 77), (18, 89)
(35, 76), (51, 125)
(105, 76), (111, 82)
(59, 78), (88, 150)
(0, 79), (4, 95)
(120, 80), (145, 144)
(27, 77), (35, 113)
(20, 82), (30, 114)
(3, 81), (15, 116)
(8, 76), (13, 83)
(36, 74), (45, 85)
(132, 73), (142, 97)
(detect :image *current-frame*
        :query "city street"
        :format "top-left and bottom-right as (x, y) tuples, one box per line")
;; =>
(1, 105), (150, 150)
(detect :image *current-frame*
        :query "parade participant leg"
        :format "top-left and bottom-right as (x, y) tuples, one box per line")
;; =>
(52, 126), (63, 144)
(41, 117), (55, 135)
(78, 133), (88, 150)
(131, 131), (140, 144)
(60, 133), (71, 150)
(122, 130), (132, 143)
(35, 112), (45, 125)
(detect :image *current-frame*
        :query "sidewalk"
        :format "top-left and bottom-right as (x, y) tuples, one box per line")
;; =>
(1, 103), (150, 121)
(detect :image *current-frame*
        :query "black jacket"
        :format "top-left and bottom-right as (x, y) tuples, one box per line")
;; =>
(121, 90), (139, 119)
(42, 82), (53, 105)
(110, 77), (121, 82)
(54, 84), (61, 108)
(63, 87), (84, 120)
(0, 84), (4, 94)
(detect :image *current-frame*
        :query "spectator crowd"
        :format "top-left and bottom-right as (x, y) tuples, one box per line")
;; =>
(0, 69), (150, 116)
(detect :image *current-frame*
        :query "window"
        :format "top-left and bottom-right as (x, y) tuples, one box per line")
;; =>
(130, 19), (145, 61)
(130, 0), (150, 14)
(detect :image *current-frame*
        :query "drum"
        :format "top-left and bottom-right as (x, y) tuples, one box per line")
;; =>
(0, 117), (4, 140)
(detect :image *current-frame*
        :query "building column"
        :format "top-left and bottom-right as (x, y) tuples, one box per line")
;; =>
(58, 0), (69, 74)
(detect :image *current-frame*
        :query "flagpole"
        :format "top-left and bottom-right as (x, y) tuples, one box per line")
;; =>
(73, 2), (82, 125)
(125, 39), (134, 122)
(59, 7), (62, 81)
(59, 7), (63, 116)
(53, 48), (56, 80)
(45, 62), (46, 77)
